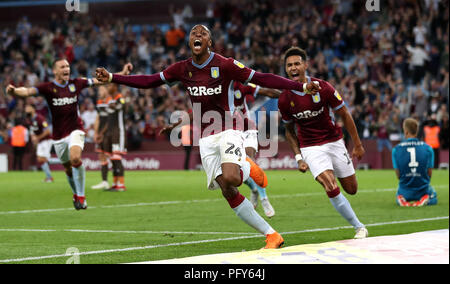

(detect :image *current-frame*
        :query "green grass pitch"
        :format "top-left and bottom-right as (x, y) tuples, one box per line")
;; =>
(0, 169), (448, 264)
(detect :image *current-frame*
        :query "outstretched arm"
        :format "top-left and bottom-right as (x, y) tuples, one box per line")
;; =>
(96, 67), (164, 89)
(250, 72), (320, 94)
(256, 87), (281, 98)
(90, 63), (134, 86)
(5, 84), (38, 97)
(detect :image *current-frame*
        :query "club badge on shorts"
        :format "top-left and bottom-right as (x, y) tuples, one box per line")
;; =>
(235, 90), (242, 99)
(68, 84), (76, 93)
(211, 67), (220, 78)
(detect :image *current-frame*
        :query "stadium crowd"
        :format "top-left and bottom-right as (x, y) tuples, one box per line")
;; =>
(0, 0), (448, 155)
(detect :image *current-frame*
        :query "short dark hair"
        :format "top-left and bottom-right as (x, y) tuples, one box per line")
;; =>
(52, 57), (67, 68)
(283, 47), (307, 64)
(190, 24), (212, 40)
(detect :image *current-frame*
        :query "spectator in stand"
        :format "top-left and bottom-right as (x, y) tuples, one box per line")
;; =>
(439, 114), (449, 150)
(375, 112), (393, 153)
(406, 43), (430, 85)
(81, 100), (97, 143)
(165, 23), (186, 53)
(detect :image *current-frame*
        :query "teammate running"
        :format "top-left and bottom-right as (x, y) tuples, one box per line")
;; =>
(25, 104), (58, 183)
(233, 81), (280, 217)
(278, 47), (368, 239)
(95, 24), (320, 249)
(6, 59), (132, 210)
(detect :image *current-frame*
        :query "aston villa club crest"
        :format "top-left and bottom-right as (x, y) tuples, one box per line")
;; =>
(235, 90), (242, 99)
(290, 101), (295, 107)
(211, 67), (220, 79)
(188, 71), (192, 78)
(68, 84), (76, 93)
(312, 94), (321, 103)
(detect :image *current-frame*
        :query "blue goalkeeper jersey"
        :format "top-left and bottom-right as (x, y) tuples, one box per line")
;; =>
(392, 138), (434, 196)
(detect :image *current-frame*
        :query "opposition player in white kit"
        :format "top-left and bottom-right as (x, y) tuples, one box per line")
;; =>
(95, 25), (321, 248)
(278, 47), (368, 239)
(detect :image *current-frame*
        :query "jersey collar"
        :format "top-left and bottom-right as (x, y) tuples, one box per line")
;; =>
(191, 52), (215, 69)
(53, 80), (68, 88)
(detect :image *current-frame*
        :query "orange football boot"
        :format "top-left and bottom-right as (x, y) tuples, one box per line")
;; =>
(263, 232), (284, 249)
(246, 157), (268, 188)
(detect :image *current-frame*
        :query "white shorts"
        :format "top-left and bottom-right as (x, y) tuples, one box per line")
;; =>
(53, 130), (86, 164)
(199, 129), (247, 190)
(300, 139), (355, 180)
(242, 130), (258, 152)
(36, 139), (54, 160)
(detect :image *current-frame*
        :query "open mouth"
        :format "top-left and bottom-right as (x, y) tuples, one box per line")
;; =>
(193, 40), (202, 50)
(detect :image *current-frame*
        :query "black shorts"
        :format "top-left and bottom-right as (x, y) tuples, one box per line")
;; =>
(103, 129), (127, 155)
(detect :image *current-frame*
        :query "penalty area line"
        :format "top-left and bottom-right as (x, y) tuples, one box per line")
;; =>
(0, 216), (447, 263)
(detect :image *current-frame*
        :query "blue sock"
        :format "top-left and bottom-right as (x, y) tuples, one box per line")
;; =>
(256, 185), (268, 200)
(72, 165), (86, 197)
(41, 162), (52, 179)
(244, 177), (258, 192)
(66, 174), (77, 195)
(329, 192), (364, 229)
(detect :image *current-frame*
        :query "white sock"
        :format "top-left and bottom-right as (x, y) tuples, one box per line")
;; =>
(329, 193), (364, 229)
(66, 175), (77, 195)
(233, 198), (275, 235)
(72, 165), (86, 197)
(241, 161), (250, 183)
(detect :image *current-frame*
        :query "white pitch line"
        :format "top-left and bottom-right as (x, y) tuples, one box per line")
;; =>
(0, 216), (447, 263)
(1, 185), (447, 215)
(0, 228), (257, 235)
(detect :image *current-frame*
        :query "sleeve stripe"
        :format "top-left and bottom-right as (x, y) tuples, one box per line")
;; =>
(245, 70), (256, 85)
(160, 72), (169, 85)
(32, 87), (39, 95)
(333, 102), (345, 111)
(253, 86), (260, 97)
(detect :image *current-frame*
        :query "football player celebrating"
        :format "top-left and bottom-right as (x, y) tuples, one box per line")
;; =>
(278, 47), (368, 239)
(6, 59), (132, 210)
(95, 24), (320, 249)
